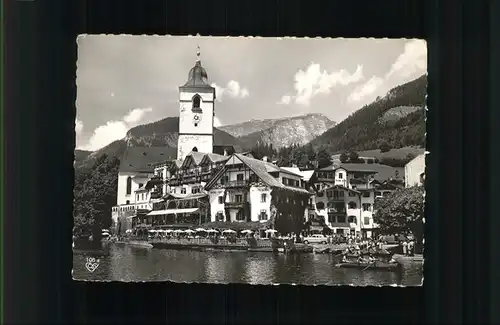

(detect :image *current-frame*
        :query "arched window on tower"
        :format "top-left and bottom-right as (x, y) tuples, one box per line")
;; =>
(126, 176), (132, 195)
(192, 147), (198, 152)
(192, 95), (201, 111)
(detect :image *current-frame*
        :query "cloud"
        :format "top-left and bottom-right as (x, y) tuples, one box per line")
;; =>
(386, 39), (427, 79)
(75, 118), (84, 135)
(80, 107), (154, 151)
(347, 76), (385, 103)
(211, 80), (250, 102)
(347, 40), (427, 104)
(281, 63), (364, 106)
(278, 95), (292, 105)
(123, 107), (153, 124)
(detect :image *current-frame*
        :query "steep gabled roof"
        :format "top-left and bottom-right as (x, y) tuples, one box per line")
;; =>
(226, 154), (311, 195)
(119, 147), (177, 173)
(279, 167), (305, 178)
(200, 152), (230, 165)
(320, 163), (377, 174)
(181, 151), (206, 168)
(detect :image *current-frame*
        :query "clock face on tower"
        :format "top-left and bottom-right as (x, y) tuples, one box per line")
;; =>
(193, 113), (202, 124)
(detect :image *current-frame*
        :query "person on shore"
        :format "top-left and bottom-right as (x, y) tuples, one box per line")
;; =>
(408, 240), (414, 256)
(402, 240), (408, 256)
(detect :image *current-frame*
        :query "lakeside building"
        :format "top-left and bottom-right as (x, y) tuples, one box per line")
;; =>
(306, 163), (404, 238)
(405, 153), (426, 187)
(204, 153), (312, 226)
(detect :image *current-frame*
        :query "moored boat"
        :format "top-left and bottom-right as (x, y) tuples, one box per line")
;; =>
(334, 261), (401, 271)
(128, 240), (153, 249)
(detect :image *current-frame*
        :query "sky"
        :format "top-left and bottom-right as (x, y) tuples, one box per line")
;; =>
(75, 36), (427, 151)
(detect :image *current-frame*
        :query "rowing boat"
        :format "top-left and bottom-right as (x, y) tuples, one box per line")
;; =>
(334, 261), (401, 271)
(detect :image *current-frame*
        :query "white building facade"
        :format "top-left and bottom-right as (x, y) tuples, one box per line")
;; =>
(405, 153), (426, 187)
(177, 51), (215, 161)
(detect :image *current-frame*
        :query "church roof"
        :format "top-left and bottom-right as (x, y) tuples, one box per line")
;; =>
(181, 61), (213, 89)
(119, 147), (177, 173)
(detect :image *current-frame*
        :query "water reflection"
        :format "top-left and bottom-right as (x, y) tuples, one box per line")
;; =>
(73, 244), (422, 286)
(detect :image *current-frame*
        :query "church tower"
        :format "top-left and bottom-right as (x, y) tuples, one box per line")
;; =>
(177, 47), (215, 161)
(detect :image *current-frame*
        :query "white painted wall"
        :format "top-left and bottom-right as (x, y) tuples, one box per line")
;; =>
(249, 186), (272, 222)
(334, 168), (348, 187)
(178, 89), (214, 160)
(405, 153), (426, 187)
(310, 188), (376, 236)
(117, 172), (152, 205)
(208, 188), (225, 221)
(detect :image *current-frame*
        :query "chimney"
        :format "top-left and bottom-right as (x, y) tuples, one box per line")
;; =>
(262, 156), (268, 162)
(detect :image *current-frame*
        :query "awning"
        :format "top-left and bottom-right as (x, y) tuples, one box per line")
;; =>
(147, 208), (199, 216)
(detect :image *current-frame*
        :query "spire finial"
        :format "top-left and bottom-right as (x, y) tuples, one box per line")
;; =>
(196, 45), (201, 62)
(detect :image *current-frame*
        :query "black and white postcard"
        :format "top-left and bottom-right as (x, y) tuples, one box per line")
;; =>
(73, 36), (426, 286)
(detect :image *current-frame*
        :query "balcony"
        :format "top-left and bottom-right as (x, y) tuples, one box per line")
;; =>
(225, 201), (250, 209)
(224, 180), (249, 188)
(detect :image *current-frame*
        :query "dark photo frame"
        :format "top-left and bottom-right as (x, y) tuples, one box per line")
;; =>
(3, 0), (495, 323)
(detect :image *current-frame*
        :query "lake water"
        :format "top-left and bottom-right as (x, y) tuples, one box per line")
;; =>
(73, 244), (423, 286)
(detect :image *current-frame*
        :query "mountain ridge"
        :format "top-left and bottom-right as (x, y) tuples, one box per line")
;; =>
(309, 74), (427, 152)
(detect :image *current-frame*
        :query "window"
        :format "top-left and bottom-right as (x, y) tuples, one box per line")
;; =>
(328, 214), (336, 223)
(236, 210), (245, 221)
(237, 174), (244, 181)
(348, 192), (356, 197)
(126, 200), (130, 205)
(363, 192), (370, 198)
(348, 216), (357, 223)
(192, 147), (198, 152)
(261, 194), (267, 203)
(316, 202), (325, 210)
(126, 176), (132, 195)
(317, 191), (324, 197)
(282, 177), (286, 184)
(192, 95), (201, 109)
(338, 172), (343, 179)
(362, 203), (371, 211)
(218, 196), (224, 204)
(309, 214), (315, 220)
(259, 210), (268, 220)
(327, 190), (333, 198)
(181, 188), (187, 194)
(337, 215), (346, 223)
(339, 191), (344, 197)
(141, 193), (144, 201)
(136, 195), (139, 201)
(364, 217), (370, 225)
(216, 211), (224, 222)
(375, 191), (381, 196)
(348, 201), (357, 209)
(235, 194), (243, 203)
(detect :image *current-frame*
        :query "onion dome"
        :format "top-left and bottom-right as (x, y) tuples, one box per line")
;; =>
(182, 46), (211, 88)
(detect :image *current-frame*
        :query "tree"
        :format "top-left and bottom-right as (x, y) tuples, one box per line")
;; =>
(305, 143), (316, 162)
(339, 153), (348, 163)
(379, 142), (391, 153)
(406, 153), (416, 162)
(348, 151), (359, 162)
(316, 148), (332, 169)
(373, 186), (424, 249)
(73, 154), (120, 238)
